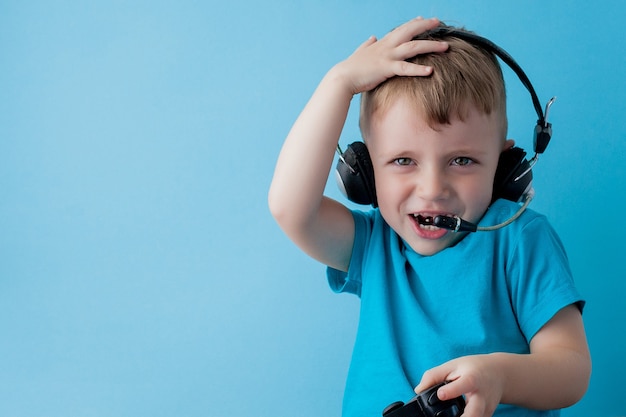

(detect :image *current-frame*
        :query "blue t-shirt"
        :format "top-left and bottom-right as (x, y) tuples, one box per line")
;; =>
(327, 199), (584, 417)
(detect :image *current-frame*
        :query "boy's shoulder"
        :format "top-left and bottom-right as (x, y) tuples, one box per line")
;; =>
(483, 199), (550, 233)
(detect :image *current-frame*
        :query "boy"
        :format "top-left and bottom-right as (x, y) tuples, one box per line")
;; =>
(268, 17), (590, 417)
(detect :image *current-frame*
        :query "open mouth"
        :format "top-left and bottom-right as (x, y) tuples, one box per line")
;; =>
(412, 212), (469, 233)
(415, 214), (434, 226)
(412, 214), (440, 230)
(409, 213), (451, 239)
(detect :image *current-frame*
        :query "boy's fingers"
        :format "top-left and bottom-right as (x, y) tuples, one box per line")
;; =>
(394, 39), (449, 60)
(392, 61), (433, 77)
(355, 35), (377, 52)
(455, 398), (486, 417)
(414, 366), (449, 393)
(388, 16), (441, 43)
(435, 378), (466, 401)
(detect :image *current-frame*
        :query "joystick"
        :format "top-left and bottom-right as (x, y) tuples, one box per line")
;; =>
(382, 382), (465, 417)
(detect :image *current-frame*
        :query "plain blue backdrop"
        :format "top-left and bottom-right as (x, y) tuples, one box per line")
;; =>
(1, 1), (624, 416)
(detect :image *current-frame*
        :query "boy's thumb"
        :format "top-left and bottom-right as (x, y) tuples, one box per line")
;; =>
(414, 366), (449, 394)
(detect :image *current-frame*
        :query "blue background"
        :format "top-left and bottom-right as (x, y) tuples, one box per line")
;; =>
(1, 1), (624, 416)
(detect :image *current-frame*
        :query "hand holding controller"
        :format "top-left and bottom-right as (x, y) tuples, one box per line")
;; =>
(382, 382), (465, 417)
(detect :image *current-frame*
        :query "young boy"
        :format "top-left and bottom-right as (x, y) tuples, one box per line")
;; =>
(268, 17), (590, 417)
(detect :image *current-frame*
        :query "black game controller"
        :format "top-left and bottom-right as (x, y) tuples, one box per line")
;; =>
(382, 382), (465, 417)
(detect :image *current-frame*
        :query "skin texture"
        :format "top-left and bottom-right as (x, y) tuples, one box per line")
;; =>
(366, 98), (511, 256)
(268, 17), (591, 417)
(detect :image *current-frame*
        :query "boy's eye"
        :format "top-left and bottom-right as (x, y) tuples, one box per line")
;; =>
(452, 157), (473, 166)
(393, 158), (413, 166)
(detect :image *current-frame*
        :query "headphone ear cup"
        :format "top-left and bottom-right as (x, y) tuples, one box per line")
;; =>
(335, 141), (377, 207)
(493, 147), (533, 203)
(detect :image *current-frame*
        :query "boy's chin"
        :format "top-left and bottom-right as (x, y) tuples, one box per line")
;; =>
(410, 244), (448, 257)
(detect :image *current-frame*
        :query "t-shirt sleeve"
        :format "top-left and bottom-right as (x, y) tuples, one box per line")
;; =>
(506, 216), (585, 342)
(327, 210), (371, 297)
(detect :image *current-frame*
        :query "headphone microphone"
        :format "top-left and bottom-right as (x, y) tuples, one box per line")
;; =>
(431, 189), (534, 232)
(335, 27), (556, 233)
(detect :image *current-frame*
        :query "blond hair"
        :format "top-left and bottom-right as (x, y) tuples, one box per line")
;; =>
(360, 26), (508, 139)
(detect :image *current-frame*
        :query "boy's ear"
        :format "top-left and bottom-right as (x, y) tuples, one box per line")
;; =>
(503, 139), (516, 151)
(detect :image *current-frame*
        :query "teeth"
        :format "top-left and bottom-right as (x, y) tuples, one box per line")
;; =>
(413, 214), (437, 228)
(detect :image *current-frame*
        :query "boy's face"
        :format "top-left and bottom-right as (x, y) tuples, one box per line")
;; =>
(366, 97), (507, 256)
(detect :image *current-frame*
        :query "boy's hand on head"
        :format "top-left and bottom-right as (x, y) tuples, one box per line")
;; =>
(331, 17), (448, 95)
(414, 354), (504, 417)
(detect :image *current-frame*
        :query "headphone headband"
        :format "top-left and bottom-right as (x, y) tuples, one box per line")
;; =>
(422, 27), (554, 155)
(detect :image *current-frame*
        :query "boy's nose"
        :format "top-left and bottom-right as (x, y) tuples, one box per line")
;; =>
(416, 168), (448, 201)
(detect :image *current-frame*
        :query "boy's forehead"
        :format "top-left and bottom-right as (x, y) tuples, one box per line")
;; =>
(363, 94), (425, 139)
(365, 97), (505, 149)
(366, 96), (505, 138)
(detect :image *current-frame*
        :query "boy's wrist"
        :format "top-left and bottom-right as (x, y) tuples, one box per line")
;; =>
(324, 63), (361, 98)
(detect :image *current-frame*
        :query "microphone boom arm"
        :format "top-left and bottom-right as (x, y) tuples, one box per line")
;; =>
(433, 190), (534, 233)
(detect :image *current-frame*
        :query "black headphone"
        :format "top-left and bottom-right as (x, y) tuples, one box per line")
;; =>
(336, 27), (555, 208)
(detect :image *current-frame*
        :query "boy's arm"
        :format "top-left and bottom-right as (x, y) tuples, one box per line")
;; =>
(268, 17), (448, 271)
(415, 305), (591, 416)
(268, 69), (358, 272)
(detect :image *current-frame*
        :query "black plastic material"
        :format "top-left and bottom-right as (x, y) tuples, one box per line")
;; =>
(382, 382), (465, 417)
